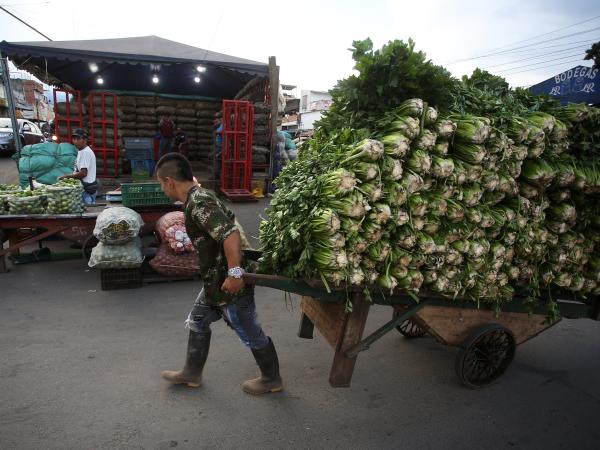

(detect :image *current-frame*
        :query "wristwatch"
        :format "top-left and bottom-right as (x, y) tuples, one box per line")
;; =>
(228, 266), (245, 279)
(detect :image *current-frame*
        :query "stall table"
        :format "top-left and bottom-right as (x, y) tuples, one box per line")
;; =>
(0, 204), (180, 273)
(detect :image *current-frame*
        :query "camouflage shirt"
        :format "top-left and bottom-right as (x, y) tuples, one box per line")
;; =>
(183, 185), (251, 305)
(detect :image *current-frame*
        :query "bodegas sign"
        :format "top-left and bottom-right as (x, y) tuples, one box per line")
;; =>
(529, 65), (600, 105)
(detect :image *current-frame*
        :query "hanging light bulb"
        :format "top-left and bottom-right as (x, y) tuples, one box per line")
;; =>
(194, 76), (201, 83)
(152, 75), (159, 84)
(196, 65), (206, 73)
(89, 63), (99, 73)
(97, 76), (104, 85)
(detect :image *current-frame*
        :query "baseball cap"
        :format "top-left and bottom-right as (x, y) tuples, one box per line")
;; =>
(71, 128), (88, 139)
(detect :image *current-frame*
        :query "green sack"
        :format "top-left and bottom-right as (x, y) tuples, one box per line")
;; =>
(18, 142), (78, 188)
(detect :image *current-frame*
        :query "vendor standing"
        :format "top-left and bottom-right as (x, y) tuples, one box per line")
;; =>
(58, 128), (98, 204)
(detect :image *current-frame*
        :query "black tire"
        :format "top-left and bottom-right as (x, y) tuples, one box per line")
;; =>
(455, 324), (516, 389)
(393, 309), (427, 339)
(81, 234), (98, 261)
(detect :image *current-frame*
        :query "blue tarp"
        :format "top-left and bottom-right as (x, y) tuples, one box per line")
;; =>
(529, 65), (600, 105)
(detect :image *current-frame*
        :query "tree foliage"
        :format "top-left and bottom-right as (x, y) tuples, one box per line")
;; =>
(584, 41), (600, 70)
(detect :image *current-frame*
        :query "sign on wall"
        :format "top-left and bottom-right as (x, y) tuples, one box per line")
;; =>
(529, 65), (600, 105)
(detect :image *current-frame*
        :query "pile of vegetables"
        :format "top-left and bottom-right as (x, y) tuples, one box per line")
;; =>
(89, 207), (144, 270)
(259, 39), (600, 315)
(6, 187), (48, 215)
(0, 179), (85, 215)
(88, 237), (144, 269)
(46, 178), (85, 214)
(0, 184), (21, 215)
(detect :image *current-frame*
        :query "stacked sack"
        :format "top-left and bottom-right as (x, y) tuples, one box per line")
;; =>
(44, 178), (85, 214)
(0, 184), (20, 215)
(89, 207), (144, 269)
(118, 96), (138, 139)
(252, 102), (271, 167)
(150, 211), (201, 277)
(193, 100), (219, 162)
(54, 101), (86, 124)
(18, 142), (77, 187)
(135, 96), (158, 138)
(1, 179), (85, 215)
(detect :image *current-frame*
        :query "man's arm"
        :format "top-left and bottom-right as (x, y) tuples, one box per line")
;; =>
(221, 230), (245, 294)
(59, 168), (87, 180)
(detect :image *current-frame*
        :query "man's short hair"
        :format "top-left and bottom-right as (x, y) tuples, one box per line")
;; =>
(156, 153), (194, 182)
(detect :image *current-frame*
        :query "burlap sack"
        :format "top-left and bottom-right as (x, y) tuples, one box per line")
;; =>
(156, 105), (176, 115)
(136, 121), (156, 130)
(118, 96), (136, 106)
(195, 101), (219, 110)
(149, 242), (201, 277)
(135, 97), (155, 107)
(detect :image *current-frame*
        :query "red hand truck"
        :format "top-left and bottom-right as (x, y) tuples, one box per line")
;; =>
(220, 100), (256, 201)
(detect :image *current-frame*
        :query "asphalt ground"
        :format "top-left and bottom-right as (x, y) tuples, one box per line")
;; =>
(1, 158), (600, 449)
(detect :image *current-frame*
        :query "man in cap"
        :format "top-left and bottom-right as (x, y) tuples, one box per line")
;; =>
(156, 152), (283, 395)
(59, 128), (98, 204)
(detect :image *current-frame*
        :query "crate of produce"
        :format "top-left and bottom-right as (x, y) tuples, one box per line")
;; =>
(121, 182), (171, 207)
(100, 268), (143, 290)
(131, 159), (155, 180)
(124, 138), (154, 160)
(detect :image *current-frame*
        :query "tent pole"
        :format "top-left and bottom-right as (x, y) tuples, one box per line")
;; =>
(0, 53), (22, 154)
(267, 56), (279, 194)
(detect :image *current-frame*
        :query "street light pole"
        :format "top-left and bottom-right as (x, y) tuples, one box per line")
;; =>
(0, 53), (22, 154)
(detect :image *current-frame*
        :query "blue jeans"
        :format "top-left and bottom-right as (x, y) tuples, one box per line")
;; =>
(159, 137), (172, 159)
(185, 287), (269, 350)
(82, 191), (97, 205)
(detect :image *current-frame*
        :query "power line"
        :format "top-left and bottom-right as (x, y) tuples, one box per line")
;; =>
(475, 38), (599, 56)
(503, 58), (590, 76)
(0, 5), (52, 40)
(495, 53), (585, 74)
(502, 57), (587, 75)
(445, 25), (600, 65)
(481, 14), (600, 54)
(482, 44), (590, 70)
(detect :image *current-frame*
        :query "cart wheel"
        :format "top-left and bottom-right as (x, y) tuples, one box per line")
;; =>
(81, 235), (98, 261)
(455, 324), (516, 389)
(393, 309), (427, 338)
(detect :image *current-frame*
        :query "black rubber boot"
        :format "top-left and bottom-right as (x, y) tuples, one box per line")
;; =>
(241, 338), (283, 395)
(161, 330), (211, 388)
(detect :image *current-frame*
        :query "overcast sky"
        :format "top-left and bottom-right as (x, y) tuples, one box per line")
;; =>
(1, 0), (599, 94)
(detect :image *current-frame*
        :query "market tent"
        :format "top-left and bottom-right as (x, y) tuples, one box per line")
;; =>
(0, 35), (269, 98)
(529, 65), (600, 105)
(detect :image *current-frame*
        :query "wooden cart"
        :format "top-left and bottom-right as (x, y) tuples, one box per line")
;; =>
(242, 265), (599, 389)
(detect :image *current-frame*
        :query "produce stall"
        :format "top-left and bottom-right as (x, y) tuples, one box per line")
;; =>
(0, 36), (279, 187)
(0, 203), (180, 273)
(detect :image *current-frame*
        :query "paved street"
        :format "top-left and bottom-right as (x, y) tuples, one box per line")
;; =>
(0, 155), (19, 184)
(1, 190), (599, 450)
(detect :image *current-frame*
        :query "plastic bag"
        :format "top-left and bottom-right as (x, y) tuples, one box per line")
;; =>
(165, 225), (194, 253)
(7, 193), (46, 215)
(46, 185), (85, 214)
(18, 142), (77, 187)
(94, 207), (144, 244)
(0, 193), (12, 215)
(88, 237), (144, 269)
(149, 242), (200, 277)
(156, 211), (185, 240)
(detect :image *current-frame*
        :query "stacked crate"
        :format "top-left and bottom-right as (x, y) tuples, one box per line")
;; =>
(88, 93), (120, 178)
(123, 137), (154, 180)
